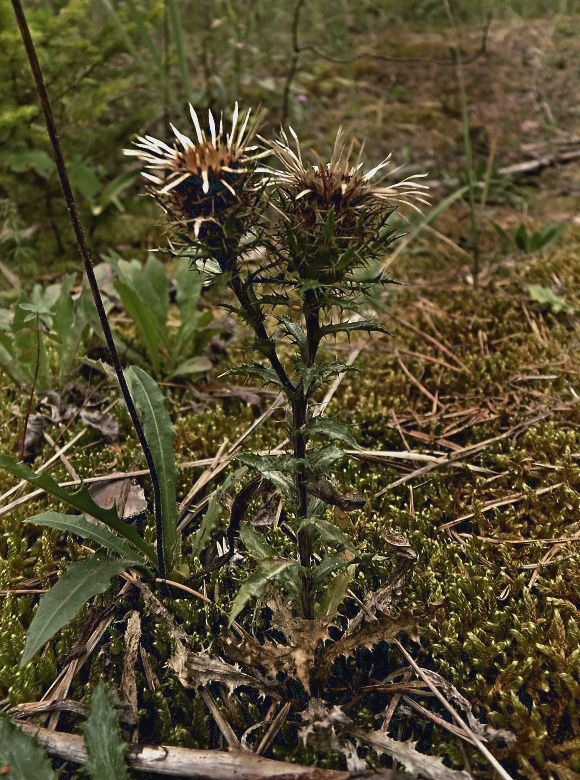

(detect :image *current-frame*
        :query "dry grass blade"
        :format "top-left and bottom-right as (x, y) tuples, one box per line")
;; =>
(199, 688), (241, 749)
(439, 482), (565, 530)
(394, 641), (513, 780)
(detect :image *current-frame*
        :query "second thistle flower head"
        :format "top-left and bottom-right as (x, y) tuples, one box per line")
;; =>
(125, 103), (265, 244)
(262, 128), (429, 282)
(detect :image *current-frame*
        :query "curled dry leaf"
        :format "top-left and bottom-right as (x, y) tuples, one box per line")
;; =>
(306, 478), (365, 512)
(381, 531), (419, 561)
(89, 479), (147, 520)
(21, 414), (45, 462)
(79, 409), (119, 441)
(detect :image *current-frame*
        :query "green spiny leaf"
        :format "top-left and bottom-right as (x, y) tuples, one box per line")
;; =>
(0, 716), (56, 780)
(236, 453), (294, 495)
(299, 515), (357, 554)
(84, 681), (129, 780)
(307, 418), (359, 449)
(240, 524), (277, 560)
(229, 559), (301, 625)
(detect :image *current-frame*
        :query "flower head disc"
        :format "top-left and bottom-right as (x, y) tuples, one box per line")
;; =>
(125, 103), (265, 238)
(262, 128), (429, 281)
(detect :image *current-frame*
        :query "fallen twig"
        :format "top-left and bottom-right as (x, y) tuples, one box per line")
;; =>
(15, 722), (412, 779)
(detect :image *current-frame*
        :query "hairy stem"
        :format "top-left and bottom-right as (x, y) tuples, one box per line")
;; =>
(11, 0), (168, 577)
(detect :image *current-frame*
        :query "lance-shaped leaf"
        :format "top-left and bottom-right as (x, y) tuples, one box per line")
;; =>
(125, 367), (179, 572)
(229, 558), (302, 626)
(84, 681), (129, 780)
(316, 567), (356, 620)
(0, 455), (155, 564)
(240, 524), (278, 560)
(298, 515), (358, 554)
(26, 512), (145, 564)
(21, 551), (131, 667)
(321, 320), (390, 338)
(277, 315), (307, 350)
(0, 716), (56, 780)
(221, 362), (286, 390)
(236, 453), (294, 495)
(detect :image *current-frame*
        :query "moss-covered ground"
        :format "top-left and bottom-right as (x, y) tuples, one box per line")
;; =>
(2, 3), (580, 777)
(1, 227), (579, 777)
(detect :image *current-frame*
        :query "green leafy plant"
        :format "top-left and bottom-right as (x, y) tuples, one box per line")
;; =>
(496, 220), (565, 253)
(0, 275), (93, 392)
(527, 283), (576, 314)
(0, 681), (129, 779)
(0, 361), (180, 667)
(110, 253), (215, 380)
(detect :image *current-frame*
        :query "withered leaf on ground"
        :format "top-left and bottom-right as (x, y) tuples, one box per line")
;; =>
(299, 699), (352, 753)
(351, 730), (472, 780)
(89, 479), (147, 520)
(223, 591), (330, 692)
(79, 409), (119, 441)
(21, 414), (45, 462)
(120, 610), (141, 728)
(417, 669), (516, 746)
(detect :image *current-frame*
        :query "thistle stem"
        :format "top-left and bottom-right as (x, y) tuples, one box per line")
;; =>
(294, 292), (321, 620)
(11, 0), (168, 578)
(229, 274), (295, 396)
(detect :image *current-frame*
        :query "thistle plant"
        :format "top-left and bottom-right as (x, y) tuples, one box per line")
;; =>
(127, 105), (428, 623)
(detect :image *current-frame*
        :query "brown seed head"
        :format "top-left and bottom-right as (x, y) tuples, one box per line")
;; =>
(125, 103), (266, 239)
(261, 128), (429, 280)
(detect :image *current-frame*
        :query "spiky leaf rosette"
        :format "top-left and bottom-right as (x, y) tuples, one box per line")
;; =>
(125, 103), (266, 268)
(261, 128), (429, 284)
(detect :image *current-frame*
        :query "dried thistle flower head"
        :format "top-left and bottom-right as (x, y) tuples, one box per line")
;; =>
(262, 127), (429, 281)
(125, 103), (265, 241)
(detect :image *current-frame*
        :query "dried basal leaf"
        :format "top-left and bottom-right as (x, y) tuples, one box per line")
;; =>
(168, 646), (281, 698)
(89, 480), (147, 520)
(353, 730), (472, 780)
(120, 611), (141, 727)
(299, 699), (351, 753)
(316, 610), (417, 684)
(419, 669), (516, 746)
(21, 414), (45, 463)
(223, 595), (330, 692)
(345, 544), (417, 637)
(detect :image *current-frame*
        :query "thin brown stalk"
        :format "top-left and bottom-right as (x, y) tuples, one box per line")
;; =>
(10, 0), (167, 576)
